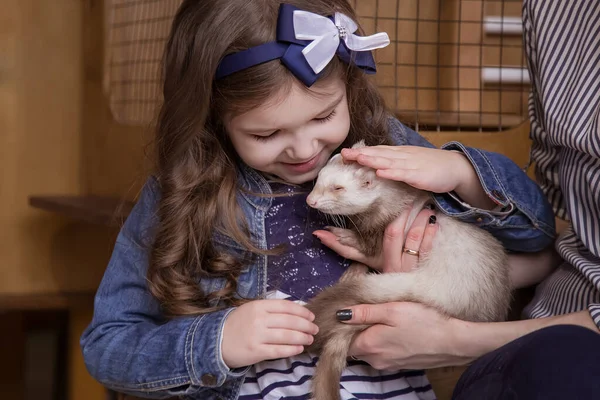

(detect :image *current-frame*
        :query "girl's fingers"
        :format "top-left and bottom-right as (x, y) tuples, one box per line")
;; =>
(264, 328), (315, 346)
(376, 168), (425, 190)
(267, 314), (319, 335)
(355, 154), (408, 171)
(262, 300), (315, 321)
(401, 209), (435, 272)
(341, 146), (406, 161)
(262, 344), (305, 361)
(375, 168), (407, 182)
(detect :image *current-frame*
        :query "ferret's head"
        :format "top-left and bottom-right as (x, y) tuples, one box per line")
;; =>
(306, 141), (381, 215)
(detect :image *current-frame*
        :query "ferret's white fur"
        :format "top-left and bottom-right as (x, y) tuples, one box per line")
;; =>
(303, 140), (511, 400)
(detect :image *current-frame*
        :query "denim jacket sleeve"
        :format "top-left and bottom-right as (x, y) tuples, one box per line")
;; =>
(387, 117), (556, 252)
(80, 177), (248, 398)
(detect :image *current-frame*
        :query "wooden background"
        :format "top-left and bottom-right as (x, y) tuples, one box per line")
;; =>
(1, 1), (533, 399)
(1, 0), (147, 398)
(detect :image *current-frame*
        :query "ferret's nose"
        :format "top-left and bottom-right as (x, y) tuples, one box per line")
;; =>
(306, 194), (318, 207)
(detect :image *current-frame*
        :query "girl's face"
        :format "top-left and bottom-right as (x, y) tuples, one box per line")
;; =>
(225, 77), (350, 184)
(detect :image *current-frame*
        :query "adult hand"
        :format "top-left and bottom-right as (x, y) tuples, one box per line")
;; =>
(340, 302), (600, 371)
(221, 299), (319, 369)
(340, 302), (475, 370)
(314, 207), (439, 273)
(507, 245), (563, 289)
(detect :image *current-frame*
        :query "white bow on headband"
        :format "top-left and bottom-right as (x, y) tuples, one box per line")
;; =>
(292, 10), (390, 74)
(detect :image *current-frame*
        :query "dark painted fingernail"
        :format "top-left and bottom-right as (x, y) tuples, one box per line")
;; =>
(336, 309), (353, 321)
(429, 215), (437, 224)
(425, 203), (435, 210)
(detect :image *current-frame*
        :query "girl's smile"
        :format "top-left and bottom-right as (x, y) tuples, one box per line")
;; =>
(225, 77), (350, 184)
(280, 149), (325, 174)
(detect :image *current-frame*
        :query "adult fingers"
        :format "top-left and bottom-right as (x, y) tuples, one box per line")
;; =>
(401, 208), (435, 272)
(313, 230), (368, 264)
(335, 303), (395, 326)
(381, 212), (410, 273)
(266, 314), (319, 335)
(418, 213), (438, 260)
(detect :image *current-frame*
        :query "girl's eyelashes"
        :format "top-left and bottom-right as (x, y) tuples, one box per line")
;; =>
(314, 109), (336, 123)
(251, 109), (336, 141)
(252, 130), (279, 142)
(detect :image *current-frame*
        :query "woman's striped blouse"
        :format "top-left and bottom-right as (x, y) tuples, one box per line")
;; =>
(521, 0), (600, 328)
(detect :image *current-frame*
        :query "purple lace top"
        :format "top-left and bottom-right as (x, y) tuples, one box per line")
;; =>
(265, 182), (350, 301)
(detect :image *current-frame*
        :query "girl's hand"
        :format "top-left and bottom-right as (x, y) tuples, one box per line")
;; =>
(341, 145), (472, 193)
(341, 145), (496, 210)
(221, 299), (319, 369)
(340, 302), (475, 370)
(314, 207), (438, 273)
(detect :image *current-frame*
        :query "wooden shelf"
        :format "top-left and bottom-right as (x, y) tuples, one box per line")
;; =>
(0, 293), (95, 311)
(29, 195), (134, 227)
(396, 111), (525, 131)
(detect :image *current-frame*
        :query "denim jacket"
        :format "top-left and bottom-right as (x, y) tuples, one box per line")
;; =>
(80, 117), (556, 399)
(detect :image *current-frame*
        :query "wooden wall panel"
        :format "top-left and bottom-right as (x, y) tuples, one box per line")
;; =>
(69, 306), (105, 400)
(0, 313), (26, 399)
(0, 2), (536, 400)
(0, 0), (114, 295)
(82, 0), (153, 199)
(0, 0), (151, 296)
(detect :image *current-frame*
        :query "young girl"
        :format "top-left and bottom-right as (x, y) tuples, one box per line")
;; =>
(80, 0), (556, 399)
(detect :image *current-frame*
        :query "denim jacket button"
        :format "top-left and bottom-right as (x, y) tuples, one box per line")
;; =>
(201, 374), (217, 386)
(491, 189), (505, 201)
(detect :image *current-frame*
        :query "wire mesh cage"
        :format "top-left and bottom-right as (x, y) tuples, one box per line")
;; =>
(350, 0), (529, 132)
(104, 0), (530, 132)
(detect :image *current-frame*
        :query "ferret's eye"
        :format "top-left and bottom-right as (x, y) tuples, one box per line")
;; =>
(333, 185), (345, 191)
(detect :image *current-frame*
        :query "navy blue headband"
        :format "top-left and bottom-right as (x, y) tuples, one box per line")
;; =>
(215, 3), (390, 86)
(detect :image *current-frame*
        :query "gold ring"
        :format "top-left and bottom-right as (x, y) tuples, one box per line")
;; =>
(403, 248), (419, 256)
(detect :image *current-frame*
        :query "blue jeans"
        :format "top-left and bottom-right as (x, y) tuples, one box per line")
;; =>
(452, 325), (600, 400)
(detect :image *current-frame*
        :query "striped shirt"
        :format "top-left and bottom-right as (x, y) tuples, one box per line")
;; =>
(521, 0), (600, 328)
(238, 291), (435, 400)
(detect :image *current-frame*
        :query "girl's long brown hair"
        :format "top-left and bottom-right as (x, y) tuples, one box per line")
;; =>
(148, 0), (394, 317)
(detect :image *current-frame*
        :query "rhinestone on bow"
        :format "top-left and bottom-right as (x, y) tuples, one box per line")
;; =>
(336, 24), (348, 38)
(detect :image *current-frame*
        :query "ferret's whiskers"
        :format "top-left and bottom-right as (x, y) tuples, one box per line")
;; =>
(320, 211), (337, 227)
(347, 216), (365, 243)
(321, 212), (345, 229)
(335, 214), (346, 229)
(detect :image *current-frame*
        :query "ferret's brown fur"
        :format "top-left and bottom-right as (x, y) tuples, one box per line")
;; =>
(303, 141), (511, 400)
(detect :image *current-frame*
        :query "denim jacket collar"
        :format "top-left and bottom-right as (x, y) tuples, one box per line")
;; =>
(235, 160), (273, 211)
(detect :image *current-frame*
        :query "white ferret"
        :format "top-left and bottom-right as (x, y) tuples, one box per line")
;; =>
(303, 140), (511, 400)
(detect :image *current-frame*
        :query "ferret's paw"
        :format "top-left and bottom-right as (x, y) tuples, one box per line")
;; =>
(325, 226), (361, 249)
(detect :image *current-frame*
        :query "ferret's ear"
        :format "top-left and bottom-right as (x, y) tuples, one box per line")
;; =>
(351, 140), (367, 149)
(354, 167), (377, 188)
(330, 152), (356, 166)
(329, 153), (343, 164)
